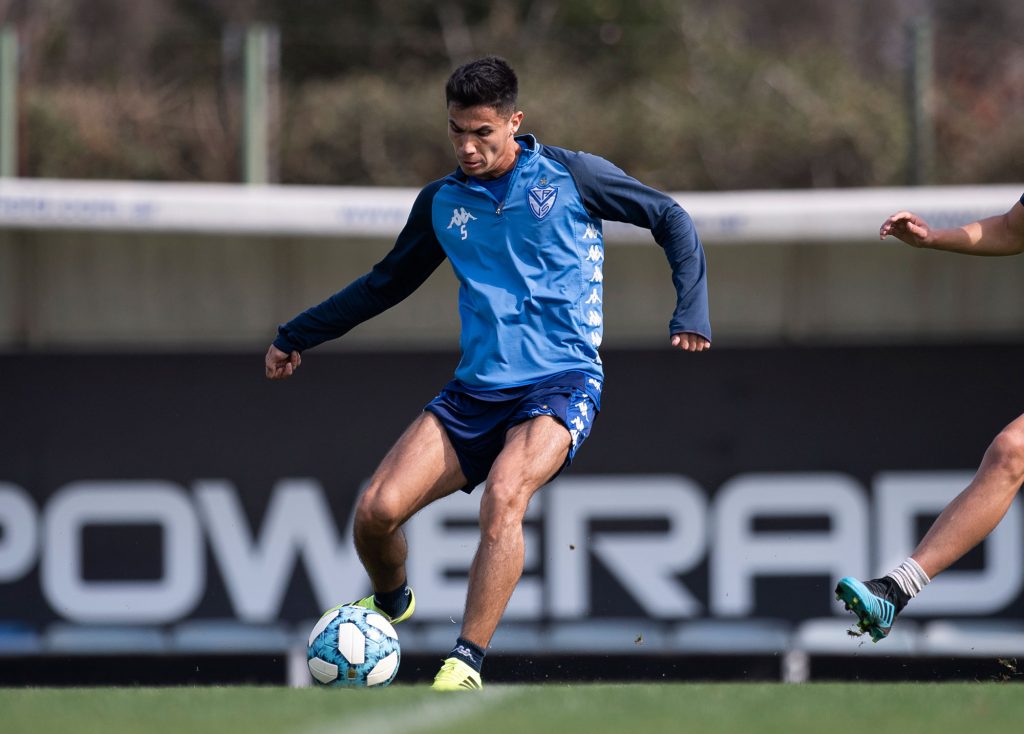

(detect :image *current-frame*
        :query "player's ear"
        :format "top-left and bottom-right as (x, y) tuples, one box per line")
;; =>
(510, 110), (524, 134)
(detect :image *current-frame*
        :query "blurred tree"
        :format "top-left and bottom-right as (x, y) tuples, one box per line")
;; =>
(0, 0), (1020, 188)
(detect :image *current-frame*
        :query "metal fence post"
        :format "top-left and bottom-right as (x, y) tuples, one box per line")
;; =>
(0, 25), (18, 178)
(906, 15), (934, 186)
(242, 24), (279, 184)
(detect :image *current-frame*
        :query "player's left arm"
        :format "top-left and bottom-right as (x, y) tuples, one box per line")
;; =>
(551, 149), (711, 352)
(265, 344), (301, 379)
(671, 332), (710, 352)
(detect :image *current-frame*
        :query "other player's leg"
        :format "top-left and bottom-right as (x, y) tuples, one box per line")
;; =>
(343, 411), (468, 623)
(432, 415), (570, 690)
(911, 412), (1024, 577)
(838, 412), (1024, 640)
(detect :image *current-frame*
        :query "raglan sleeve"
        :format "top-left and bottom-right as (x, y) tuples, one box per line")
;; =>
(272, 182), (448, 353)
(559, 150), (711, 342)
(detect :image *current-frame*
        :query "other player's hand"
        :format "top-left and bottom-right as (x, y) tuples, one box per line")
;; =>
(670, 332), (710, 352)
(265, 344), (301, 379)
(879, 211), (932, 248)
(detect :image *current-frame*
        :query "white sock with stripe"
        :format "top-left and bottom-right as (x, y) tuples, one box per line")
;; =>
(885, 557), (930, 598)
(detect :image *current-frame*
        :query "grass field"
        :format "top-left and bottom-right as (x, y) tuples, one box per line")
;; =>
(3, 683), (1023, 734)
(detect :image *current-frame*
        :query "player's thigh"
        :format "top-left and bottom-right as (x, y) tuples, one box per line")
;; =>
(488, 415), (571, 497)
(360, 411), (467, 526)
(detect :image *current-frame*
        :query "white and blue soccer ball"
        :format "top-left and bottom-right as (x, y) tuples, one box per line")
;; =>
(307, 605), (401, 688)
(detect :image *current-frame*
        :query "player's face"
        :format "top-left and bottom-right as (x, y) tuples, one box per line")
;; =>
(447, 104), (524, 180)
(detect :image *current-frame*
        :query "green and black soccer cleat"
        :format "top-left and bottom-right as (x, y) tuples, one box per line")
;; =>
(835, 576), (910, 642)
(431, 657), (483, 691)
(325, 587), (416, 625)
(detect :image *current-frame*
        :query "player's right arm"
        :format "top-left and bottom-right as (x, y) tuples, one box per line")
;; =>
(879, 196), (1024, 256)
(266, 182), (448, 380)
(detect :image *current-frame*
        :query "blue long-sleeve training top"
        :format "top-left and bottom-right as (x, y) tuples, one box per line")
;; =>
(274, 134), (711, 389)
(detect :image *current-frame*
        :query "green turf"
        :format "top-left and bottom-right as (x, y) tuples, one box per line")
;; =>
(2, 682), (1023, 734)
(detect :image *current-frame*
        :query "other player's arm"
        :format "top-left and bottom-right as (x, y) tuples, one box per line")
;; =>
(879, 198), (1024, 256)
(266, 183), (448, 380)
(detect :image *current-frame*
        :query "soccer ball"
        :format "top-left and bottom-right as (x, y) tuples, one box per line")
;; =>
(307, 605), (401, 688)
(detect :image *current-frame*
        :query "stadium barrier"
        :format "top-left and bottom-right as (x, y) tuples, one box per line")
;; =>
(3, 180), (1024, 351)
(0, 178), (1020, 243)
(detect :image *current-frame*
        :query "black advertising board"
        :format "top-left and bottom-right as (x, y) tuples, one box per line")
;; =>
(1, 345), (1022, 628)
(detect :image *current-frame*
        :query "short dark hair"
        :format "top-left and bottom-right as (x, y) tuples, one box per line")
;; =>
(445, 56), (518, 115)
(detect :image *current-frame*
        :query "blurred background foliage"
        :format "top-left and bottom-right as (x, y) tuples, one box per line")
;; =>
(1, 0), (1022, 189)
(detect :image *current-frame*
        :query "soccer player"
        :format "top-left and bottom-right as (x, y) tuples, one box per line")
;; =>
(265, 57), (711, 689)
(836, 195), (1024, 641)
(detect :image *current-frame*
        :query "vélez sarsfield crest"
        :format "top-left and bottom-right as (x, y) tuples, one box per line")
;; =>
(527, 177), (558, 220)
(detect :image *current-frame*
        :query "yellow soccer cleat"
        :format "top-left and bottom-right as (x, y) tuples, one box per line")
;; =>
(431, 657), (483, 691)
(325, 587), (416, 625)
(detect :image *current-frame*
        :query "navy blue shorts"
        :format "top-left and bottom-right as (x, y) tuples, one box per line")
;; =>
(424, 370), (602, 492)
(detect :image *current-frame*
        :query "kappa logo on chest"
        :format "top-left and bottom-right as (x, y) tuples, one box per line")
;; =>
(447, 207), (477, 240)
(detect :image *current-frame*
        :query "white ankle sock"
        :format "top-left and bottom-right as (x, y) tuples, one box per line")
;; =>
(885, 557), (930, 598)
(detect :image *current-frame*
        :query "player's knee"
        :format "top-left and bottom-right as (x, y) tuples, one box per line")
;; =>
(478, 481), (529, 537)
(988, 426), (1024, 482)
(354, 485), (404, 536)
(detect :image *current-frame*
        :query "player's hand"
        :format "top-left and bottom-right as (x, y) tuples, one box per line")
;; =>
(265, 344), (301, 379)
(879, 211), (932, 248)
(670, 332), (710, 352)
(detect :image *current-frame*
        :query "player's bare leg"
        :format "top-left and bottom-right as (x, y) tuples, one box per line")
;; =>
(353, 411), (467, 596)
(460, 415), (571, 648)
(911, 412), (1024, 577)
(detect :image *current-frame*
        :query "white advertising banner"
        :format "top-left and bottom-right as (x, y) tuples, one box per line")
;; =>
(1, 178), (1020, 243)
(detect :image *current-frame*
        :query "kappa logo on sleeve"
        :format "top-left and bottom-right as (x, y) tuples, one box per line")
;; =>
(527, 176), (558, 220)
